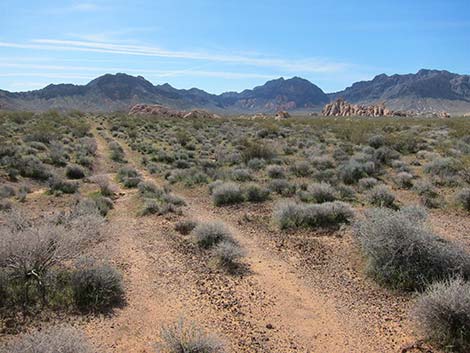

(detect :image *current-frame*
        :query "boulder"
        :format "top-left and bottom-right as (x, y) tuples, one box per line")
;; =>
(274, 111), (291, 120)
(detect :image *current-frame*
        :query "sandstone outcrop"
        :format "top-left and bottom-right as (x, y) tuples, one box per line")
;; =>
(274, 111), (290, 120)
(322, 99), (407, 117)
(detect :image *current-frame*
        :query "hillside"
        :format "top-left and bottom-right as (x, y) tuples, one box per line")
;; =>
(330, 69), (470, 113)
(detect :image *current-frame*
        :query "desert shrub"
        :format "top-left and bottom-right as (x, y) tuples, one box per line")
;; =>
(48, 175), (79, 194)
(424, 157), (461, 185)
(358, 177), (378, 190)
(354, 208), (470, 290)
(175, 220), (198, 235)
(0, 199), (13, 211)
(162, 193), (185, 207)
(16, 155), (52, 180)
(213, 240), (245, 271)
(337, 184), (356, 201)
(266, 165), (285, 179)
(268, 179), (296, 196)
(65, 164), (86, 179)
(91, 196), (114, 216)
(311, 155), (336, 170)
(414, 181), (441, 208)
(208, 180), (224, 194)
(0, 185), (15, 199)
(138, 180), (164, 198)
(231, 168), (252, 182)
(71, 260), (124, 313)
(0, 208), (103, 310)
(109, 141), (125, 162)
(368, 135), (385, 149)
(1, 326), (95, 353)
(299, 182), (336, 203)
(339, 160), (374, 184)
(455, 188), (470, 211)
(192, 221), (232, 249)
(394, 171), (413, 189)
(242, 142), (276, 163)
(291, 161), (311, 177)
(391, 160), (411, 172)
(93, 175), (117, 197)
(247, 158), (266, 170)
(274, 201), (354, 230)
(158, 319), (225, 353)
(244, 183), (270, 203)
(413, 277), (470, 352)
(367, 185), (396, 208)
(373, 146), (400, 166)
(140, 199), (161, 216)
(117, 166), (142, 188)
(212, 183), (244, 206)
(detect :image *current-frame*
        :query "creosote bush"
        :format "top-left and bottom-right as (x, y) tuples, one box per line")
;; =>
(413, 277), (470, 352)
(192, 221), (233, 249)
(212, 182), (244, 206)
(213, 240), (245, 271)
(1, 326), (95, 353)
(274, 201), (354, 230)
(367, 185), (396, 208)
(71, 260), (124, 313)
(65, 164), (86, 179)
(158, 318), (225, 353)
(455, 188), (470, 211)
(354, 207), (470, 290)
(117, 166), (142, 188)
(243, 183), (270, 203)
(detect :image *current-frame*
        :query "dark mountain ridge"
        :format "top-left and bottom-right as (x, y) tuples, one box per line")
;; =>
(1, 69), (470, 114)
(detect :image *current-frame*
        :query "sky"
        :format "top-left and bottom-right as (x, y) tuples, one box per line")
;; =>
(0, 0), (469, 94)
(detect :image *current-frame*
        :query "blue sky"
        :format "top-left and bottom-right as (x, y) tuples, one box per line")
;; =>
(0, 0), (469, 93)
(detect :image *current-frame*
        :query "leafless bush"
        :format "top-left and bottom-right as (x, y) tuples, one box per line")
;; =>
(1, 325), (95, 353)
(158, 318), (225, 353)
(354, 208), (470, 290)
(192, 221), (233, 249)
(213, 240), (245, 270)
(413, 277), (470, 352)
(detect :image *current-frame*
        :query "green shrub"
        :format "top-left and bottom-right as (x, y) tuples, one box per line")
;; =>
(274, 201), (354, 230)
(71, 261), (124, 313)
(244, 183), (270, 203)
(212, 183), (244, 206)
(65, 164), (86, 179)
(48, 175), (79, 194)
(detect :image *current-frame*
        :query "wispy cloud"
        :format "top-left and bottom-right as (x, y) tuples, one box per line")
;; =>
(0, 39), (350, 74)
(0, 62), (275, 80)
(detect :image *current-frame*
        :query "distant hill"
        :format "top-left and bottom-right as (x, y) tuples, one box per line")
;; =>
(330, 69), (470, 113)
(0, 74), (328, 113)
(1, 70), (470, 114)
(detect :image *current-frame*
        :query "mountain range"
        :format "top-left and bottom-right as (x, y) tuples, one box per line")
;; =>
(1, 69), (470, 114)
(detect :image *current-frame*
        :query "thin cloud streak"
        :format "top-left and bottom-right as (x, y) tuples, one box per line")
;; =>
(0, 39), (350, 74)
(0, 63), (275, 80)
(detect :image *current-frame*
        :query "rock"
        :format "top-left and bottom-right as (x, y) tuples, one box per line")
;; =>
(274, 111), (290, 120)
(321, 98), (411, 117)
